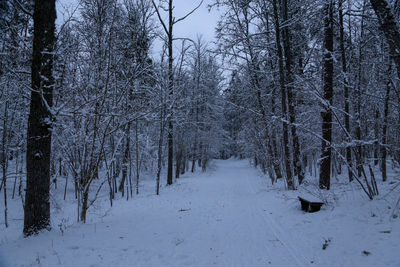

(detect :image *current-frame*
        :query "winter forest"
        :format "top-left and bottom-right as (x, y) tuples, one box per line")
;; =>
(0, 0), (400, 266)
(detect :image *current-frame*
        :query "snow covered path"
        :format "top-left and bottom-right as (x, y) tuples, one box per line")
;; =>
(1, 158), (399, 266)
(0, 159), (306, 267)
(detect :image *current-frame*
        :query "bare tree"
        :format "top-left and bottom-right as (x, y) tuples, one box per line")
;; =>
(152, 0), (203, 185)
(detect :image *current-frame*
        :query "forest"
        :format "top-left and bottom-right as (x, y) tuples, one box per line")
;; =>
(0, 0), (400, 266)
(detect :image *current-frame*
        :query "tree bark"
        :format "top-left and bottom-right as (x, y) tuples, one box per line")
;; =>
(167, 0), (174, 186)
(119, 123), (131, 196)
(2, 101), (8, 228)
(24, 0), (56, 236)
(272, 0), (294, 189)
(175, 146), (182, 179)
(281, 0), (304, 186)
(339, 0), (353, 182)
(80, 189), (89, 223)
(355, 1), (366, 177)
(382, 62), (391, 182)
(156, 101), (165, 195)
(319, 1), (334, 190)
(135, 119), (140, 195)
(374, 109), (379, 166)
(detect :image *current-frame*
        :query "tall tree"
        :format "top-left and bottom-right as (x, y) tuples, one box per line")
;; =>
(24, 0), (56, 236)
(152, 0), (203, 185)
(272, 0), (294, 189)
(281, 0), (304, 186)
(339, 0), (353, 182)
(319, 0), (334, 190)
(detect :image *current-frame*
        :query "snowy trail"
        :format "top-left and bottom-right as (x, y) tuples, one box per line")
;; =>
(0, 159), (311, 267)
(2, 159), (399, 267)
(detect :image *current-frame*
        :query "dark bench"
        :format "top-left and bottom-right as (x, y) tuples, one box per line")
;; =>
(298, 196), (324, 213)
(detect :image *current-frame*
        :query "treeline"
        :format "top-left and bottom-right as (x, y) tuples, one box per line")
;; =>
(0, 0), (223, 234)
(217, 0), (400, 196)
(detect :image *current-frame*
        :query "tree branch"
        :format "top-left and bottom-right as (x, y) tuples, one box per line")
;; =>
(174, 0), (203, 24)
(13, 0), (33, 17)
(151, 0), (169, 35)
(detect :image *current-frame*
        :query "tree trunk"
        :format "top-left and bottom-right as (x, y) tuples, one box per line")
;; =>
(191, 141), (196, 173)
(355, 1), (366, 177)
(24, 0), (56, 236)
(374, 109), (380, 166)
(80, 189), (89, 223)
(181, 154), (186, 175)
(119, 123), (131, 196)
(156, 104), (164, 195)
(12, 151), (19, 199)
(382, 62), (391, 182)
(175, 148), (181, 179)
(281, 0), (304, 186)
(339, 0), (353, 182)
(272, 0), (294, 189)
(2, 101), (8, 228)
(167, 0), (174, 186)
(135, 119), (140, 195)
(319, 1), (334, 190)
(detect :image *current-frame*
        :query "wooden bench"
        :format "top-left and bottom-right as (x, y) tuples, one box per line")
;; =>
(298, 196), (324, 213)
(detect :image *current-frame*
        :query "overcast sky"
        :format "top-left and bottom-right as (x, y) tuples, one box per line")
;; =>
(56, 0), (220, 56)
(166, 0), (218, 41)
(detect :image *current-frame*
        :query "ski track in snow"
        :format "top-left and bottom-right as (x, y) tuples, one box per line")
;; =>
(246, 173), (309, 267)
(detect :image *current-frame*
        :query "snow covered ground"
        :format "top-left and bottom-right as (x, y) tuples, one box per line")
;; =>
(0, 159), (399, 266)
